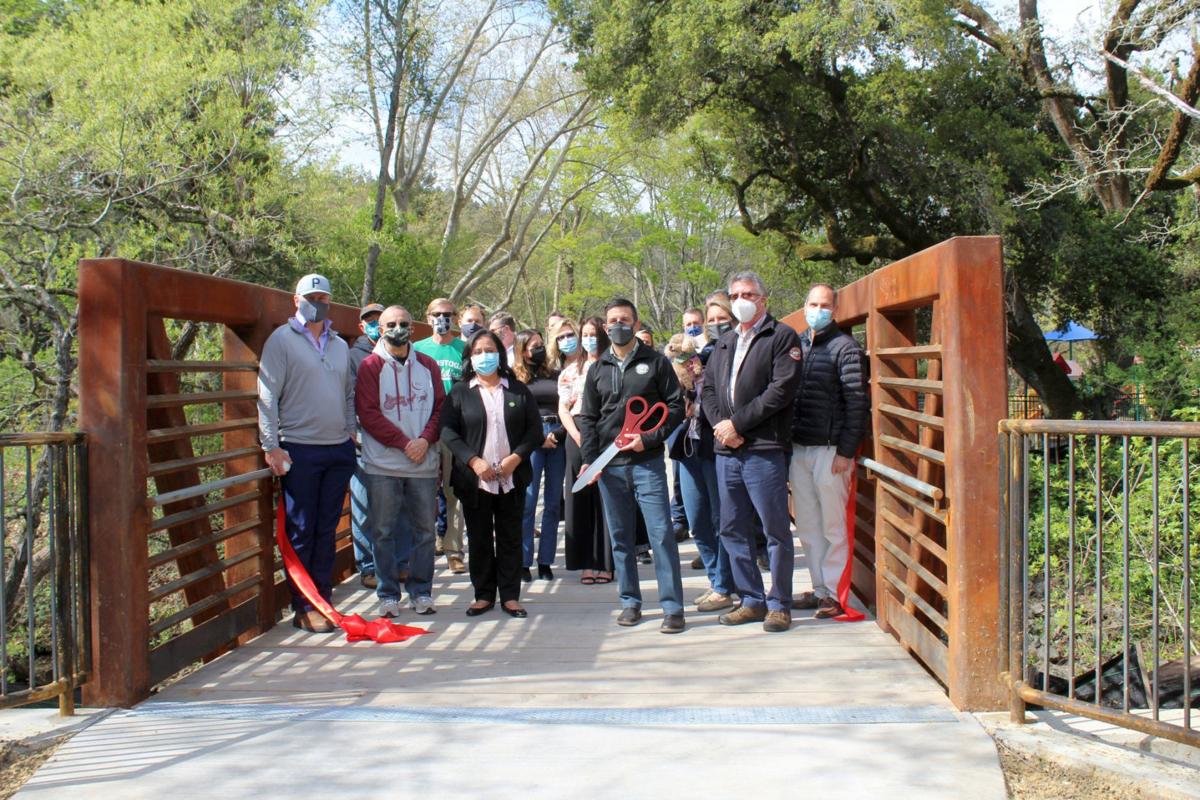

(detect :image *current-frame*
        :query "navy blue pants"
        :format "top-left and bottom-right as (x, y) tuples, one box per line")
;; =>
(716, 449), (794, 611)
(280, 439), (356, 613)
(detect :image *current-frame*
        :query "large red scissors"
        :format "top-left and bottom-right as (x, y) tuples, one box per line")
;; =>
(571, 396), (669, 492)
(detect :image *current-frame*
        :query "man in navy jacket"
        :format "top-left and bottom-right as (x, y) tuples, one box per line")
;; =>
(700, 271), (802, 632)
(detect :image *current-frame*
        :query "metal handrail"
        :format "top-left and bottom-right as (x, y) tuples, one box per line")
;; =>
(999, 423), (1198, 748)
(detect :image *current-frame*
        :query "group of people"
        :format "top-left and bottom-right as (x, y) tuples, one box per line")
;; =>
(257, 269), (867, 635)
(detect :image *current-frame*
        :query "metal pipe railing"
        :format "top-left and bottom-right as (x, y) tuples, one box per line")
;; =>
(999, 420), (1200, 747)
(0, 433), (89, 715)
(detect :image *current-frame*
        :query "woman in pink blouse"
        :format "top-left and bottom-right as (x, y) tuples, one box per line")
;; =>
(440, 330), (543, 617)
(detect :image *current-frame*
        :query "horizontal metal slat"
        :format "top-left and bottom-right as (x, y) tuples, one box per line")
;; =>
(149, 447), (263, 478)
(878, 433), (946, 465)
(876, 480), (947, 525)
(880, 536), (949, 597)
(149, 547), (262, 603)
(147, 360), (258, 372)
(873, 345), (943, 358)
(149, 575), (260, 636)
(882, 593), (948, 681)
(876, 376), (943, 394)
(880, 567), (948, 632)
(149, 491), (262, 533)
(879, 403), (944, 430)
(879, 505), (948, 564)
(149, 518), (262, 569)
(146, 390), (259, 409)
(146, 417), (258, 443)
(859, 457), (944, 501)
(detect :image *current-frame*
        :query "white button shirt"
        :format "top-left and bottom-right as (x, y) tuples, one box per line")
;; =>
(473, 377), (514, 494)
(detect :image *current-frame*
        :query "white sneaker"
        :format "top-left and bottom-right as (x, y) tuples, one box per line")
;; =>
(378, 598), (403, 618)
(410, 595), (436, 616)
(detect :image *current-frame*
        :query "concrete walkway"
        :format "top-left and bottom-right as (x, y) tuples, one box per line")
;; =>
(19, 538), (1006, 798)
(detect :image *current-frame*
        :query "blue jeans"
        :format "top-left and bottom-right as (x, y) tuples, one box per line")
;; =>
(596, 457), (684, 615)
(716, 450), (794, 611)
(523, 420), (566, 567)
(363, 473), (438, 601)
(670, 460), (688, 528)
(350, 462), (374, 575)
(280, 440), (356, 613)
(678, 453), (733, 596)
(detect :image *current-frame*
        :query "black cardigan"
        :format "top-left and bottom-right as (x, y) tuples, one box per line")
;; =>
(439, 377), (543, 507)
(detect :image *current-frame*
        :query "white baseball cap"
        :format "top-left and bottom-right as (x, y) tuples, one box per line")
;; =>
(295, 273), (332, 297)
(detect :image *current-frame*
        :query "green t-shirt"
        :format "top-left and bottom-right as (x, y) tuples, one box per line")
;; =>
(413, 336), (466, 392)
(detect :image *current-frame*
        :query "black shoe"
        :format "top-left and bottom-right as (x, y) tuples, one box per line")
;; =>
(502, 602), (528, 618)
(521, 567), (533, 582)
(690, 556), (704, 570)
(673, 523), (689, 542)
(537, 564), (554, 580)
(661, 613), (685, 634)
(616, 607), (642, 627)
(465, 601), (495, 617)
(756, 554), (770, 572)
(638, 553), (652, 565)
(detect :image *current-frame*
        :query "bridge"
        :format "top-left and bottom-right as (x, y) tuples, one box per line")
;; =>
(4, 236), (1196, 794)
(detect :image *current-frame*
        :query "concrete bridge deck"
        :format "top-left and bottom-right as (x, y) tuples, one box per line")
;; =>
(18, 539), (1006, 798)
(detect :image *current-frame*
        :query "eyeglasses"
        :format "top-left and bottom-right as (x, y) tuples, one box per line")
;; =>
(384, 321), (411, 329)
(729, 291), (761, 302)
(430, 312), (453, 319)
(556, 332), (576, 342)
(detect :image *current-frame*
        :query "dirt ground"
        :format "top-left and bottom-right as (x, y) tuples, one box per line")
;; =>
(996, 740), (1167, 800)
(0, 736), (65, 800)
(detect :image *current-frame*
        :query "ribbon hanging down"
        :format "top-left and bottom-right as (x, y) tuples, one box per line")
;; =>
(833, 470), (866, 623)
(275, 485), (429, 643)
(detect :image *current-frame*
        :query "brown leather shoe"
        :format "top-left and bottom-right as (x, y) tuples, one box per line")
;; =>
(815, 598), (845, 619)
(793, 591), (820, 610)
(763, 610), (792, 632)
(359, 572), (378, 590)
(448, 554), (466, 574)
(293, 610), (335, 633)
(718, 605), (767, 626)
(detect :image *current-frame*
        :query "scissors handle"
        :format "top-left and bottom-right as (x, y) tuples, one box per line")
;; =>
(620, 395), (669, 439)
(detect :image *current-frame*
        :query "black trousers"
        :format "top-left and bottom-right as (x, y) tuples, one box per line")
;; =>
(464, 488), (524, 603)
(564, 435), (613, 572)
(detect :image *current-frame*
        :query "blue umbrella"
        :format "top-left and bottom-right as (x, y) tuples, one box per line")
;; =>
(1044, 321), (1099, 342)
(1044, 321), (1099, 359)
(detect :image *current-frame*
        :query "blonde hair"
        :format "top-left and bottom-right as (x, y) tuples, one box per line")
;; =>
(546, 318), (580, 369)
(425, 297), (455, 317)
(666, 334), (699, 391)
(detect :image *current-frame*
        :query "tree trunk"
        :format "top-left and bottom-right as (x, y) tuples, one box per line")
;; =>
(1005, 281), (1084, 418)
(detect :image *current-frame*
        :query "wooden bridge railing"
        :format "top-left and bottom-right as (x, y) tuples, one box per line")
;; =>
(781, 236), (1008, 710)
(78, 259), (428, 707)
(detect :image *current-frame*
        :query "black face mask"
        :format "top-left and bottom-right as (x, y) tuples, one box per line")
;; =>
(384, 325), (411, 346)
(706, 322), (733, 341)
(607, 323), (634, 347)
(529, 346), (547, 367)
(461, 322), (482, 339)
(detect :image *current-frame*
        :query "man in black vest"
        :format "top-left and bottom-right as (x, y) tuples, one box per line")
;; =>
(700, 271), (802, 632)
(790, 283), (869, 619)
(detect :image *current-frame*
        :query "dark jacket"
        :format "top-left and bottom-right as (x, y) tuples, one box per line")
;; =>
(348, 334), (375, 381)
(700, 313), (802, 455)
(791, 324), (869, 458)
(439, 378), (543, 508)
(579, 341), (685, 466)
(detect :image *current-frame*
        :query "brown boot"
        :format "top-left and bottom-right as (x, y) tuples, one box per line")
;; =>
(293, 610), (335, 633)
(815, 597), (845, 619)
(696, 592), (736, 612)
(763, 610), (792, 632)
(718, 605), (767, 626)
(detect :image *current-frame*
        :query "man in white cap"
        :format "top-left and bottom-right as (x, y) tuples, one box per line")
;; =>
(257, 273), (357, 633)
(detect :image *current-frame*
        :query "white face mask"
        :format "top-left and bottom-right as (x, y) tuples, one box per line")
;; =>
(731, 297), (759, 323)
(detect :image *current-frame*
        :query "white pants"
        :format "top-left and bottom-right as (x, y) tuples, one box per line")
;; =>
(789, 445), (851, 599)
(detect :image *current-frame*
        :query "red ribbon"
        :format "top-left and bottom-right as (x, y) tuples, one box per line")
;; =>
(834, 469), (866, 622)
(275, 484), (429, 643)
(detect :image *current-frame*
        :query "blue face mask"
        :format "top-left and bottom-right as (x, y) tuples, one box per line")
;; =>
(364, 320), (381, 342)
(472, 351), (500, 376)
(805, 307), (834, 332)
(559, 335), (579, 355)
(684, 324), (702, 338)
(581, 336), (599, 354)
(461, 322), (482, 339)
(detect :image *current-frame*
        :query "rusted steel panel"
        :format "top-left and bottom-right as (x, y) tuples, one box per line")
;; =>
(938, 236), (1007, 710)
(78, 259), (151, 708)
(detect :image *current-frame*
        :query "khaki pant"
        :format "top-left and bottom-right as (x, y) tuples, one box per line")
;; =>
(439, 443), (464, 556)
(789, 445), (851, 599)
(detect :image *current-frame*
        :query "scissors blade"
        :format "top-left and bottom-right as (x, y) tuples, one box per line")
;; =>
(571, 441), (620, 493)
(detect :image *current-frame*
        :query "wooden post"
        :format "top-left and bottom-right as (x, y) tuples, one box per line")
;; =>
(78, 259), (150, 707)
